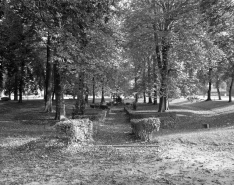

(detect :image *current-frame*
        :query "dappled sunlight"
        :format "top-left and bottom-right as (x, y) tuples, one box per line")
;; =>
(0, 136), (39, 148)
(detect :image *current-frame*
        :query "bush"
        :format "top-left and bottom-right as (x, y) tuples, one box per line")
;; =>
(126, 110), (177, 129)
(54, 119), (93, 143)
(130, 118), (160, 141)
(54, 120), (71, 136)
(1, 97), (10, 101)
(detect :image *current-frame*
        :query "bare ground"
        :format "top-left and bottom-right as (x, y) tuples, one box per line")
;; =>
(1, 99), (234, 184)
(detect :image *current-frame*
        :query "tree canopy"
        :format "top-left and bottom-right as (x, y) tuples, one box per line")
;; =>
(0, 0), (234, 116)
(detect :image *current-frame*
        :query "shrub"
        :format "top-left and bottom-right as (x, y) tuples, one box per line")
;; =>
(54, 119), (94, 143)
(1, 97), (10, 101)
(54, 120), (71, 136)
(130, 118), (160, 141)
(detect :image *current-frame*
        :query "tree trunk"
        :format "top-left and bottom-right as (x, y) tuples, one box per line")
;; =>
(44, 33), (53, 112)
(229, 77), (234, 102)
(8, 92), (11, 99)
(153, 22), (161, 106)
(85, 85), (89, 104)
(135, 93), (138, 103)
(206, 68), (212, 101)
(158, 40), (169, 112)
(0, 58), (3, 90)
(134, 76), (138, 103)
(207, 81), (212, 101)
(148, 93), (152, 103)
(18, 61), (25, 103)
(147, 57), (152, 104)
(92, 76), (95, 104)
(142, 60), (146, 103)
(153, 55), (158, 105)
(101, 80), (105, 104)
(54, 61), (64, 120)
(217, 87), (221, 100)
(216, 79), (221, 100)
(75, 72), (85, 115)
(14, 71), (18, 101)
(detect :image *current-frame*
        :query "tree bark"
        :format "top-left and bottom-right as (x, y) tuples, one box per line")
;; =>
(54, 61), (64, 120)
(101, 79), (105, 104)
(18, 60), (25, 103)
(217, 87), (221, 100)
(85, 85), (89, 104)
(14, 71), (18, 101)
(0, 59), (3, 90)
(44, 33), (53, 112)
(143, 60), (146, 103)
(92, 76), (95, 104)
(158, 39), (169, 112)
(153, 55), (158, 105)
(134, 76), (138, 103)
(216, 79), (221, 100)
(229, 77), (234, 102)
(147, 57), (152, 104)
(206, 68), (212, 101)
(135, 93), (138, 103)
(75, 71), (85, 115)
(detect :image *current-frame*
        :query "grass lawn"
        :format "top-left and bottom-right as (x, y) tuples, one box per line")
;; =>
(1, 98), (234, 184)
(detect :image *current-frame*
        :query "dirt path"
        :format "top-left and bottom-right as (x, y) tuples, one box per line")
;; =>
(94, 107), (134, 145)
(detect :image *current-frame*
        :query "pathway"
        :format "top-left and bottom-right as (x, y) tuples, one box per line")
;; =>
(94, 106), (134, 145)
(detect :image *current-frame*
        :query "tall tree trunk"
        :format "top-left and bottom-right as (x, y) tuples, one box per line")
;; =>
(101, 79), (105, 104)
(0, 58), (3, 90)
(92, 76), (95, 104)
(206, 68), (212, 101)
(147, 57), (152, 104)
(134, 77), (138, 103)
(229, 77), (234, 102)
(153, 22), (161, 106)
(217, 87), (221, 100)
(216, 79), (221, 100)
(153, 55), (158, 105)
(44, 33), (53, 112)
(54, 61), (64, 120)
(143, 60), (146, 103)
(14, 70), (18, 101)
(18, 61), (25, 103)
(135, 93), (138, 103)
(75, 71), (85, 115)
(158, 40), (169, 112)
(85, 85), (89, 104)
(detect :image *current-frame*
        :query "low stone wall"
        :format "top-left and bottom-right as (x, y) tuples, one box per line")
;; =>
(125, 107), (177, 129)
(130, 118), (160, 141)
(54, 119), (93, 143)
